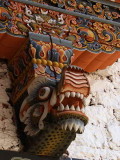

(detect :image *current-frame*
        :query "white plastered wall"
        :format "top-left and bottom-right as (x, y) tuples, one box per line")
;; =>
(68, 59), (120, 160)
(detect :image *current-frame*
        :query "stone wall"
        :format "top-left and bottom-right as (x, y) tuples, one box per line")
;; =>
(0, 59), (120, 160)
(0, 61), (21, 151)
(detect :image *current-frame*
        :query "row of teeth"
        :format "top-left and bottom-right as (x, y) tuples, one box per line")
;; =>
(57, 104), (85, 113)
(61, 119), (84, 133)
(59, 92), (85, 102)
(68, 65), (82, 70)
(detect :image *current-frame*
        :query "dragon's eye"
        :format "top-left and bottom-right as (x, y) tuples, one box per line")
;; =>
(38, 87), (51, 100)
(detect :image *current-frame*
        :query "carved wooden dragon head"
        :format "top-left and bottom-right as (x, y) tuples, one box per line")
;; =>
(19, 65), (90, 157)
(7, 33), (90, 157)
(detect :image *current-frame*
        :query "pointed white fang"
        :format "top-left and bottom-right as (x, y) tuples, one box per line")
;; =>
(79, 125), (84, 133)
(76, 92), (80, 98)
(65, 105), (69, 110)
(69, 65), (73, 69)
(59, 94), (65, 103)
(50, 90), (57, 106)
(60, 104), (64, 111)
(64, 123), (68, 130)
(79, 121), (84, 133)
(65, 92), (70, 98)
(73, 124), (79, 132)
(68, 123), (73, 131)
(71, 92), (75, 97)
(80, 94), (84, 99)
(76, 106), (80, 111)
(70, 105), (75, 111)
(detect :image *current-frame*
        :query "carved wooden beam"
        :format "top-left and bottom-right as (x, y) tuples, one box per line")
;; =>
(8, 34), (73, 103)
(1, 0), (120, 53)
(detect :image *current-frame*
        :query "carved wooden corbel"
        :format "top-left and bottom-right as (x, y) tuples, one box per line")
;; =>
(7, 34), (90, 157)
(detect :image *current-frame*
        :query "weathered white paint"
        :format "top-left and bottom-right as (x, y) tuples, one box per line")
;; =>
(0, 62), (22, 151)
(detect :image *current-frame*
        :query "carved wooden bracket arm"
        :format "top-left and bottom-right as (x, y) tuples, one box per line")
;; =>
(7, 33), (90, 157)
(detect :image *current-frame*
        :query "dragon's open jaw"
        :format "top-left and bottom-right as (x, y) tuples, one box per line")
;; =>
(19, 65), (89, 136)
(57, 91), (85, 113)
(51, 65), (89, 133)
(52, 91), (88, 133)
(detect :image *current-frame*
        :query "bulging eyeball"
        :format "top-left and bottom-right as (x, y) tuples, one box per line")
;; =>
(38, 87), (52, 101)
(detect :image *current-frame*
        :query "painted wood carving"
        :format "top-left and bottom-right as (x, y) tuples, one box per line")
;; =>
(0, 0), (120, 72)
(0, 0), (120, 53)
(0, 0), (120, 159)
(8, 35), (90, 158)
(19, 65), (89, 156)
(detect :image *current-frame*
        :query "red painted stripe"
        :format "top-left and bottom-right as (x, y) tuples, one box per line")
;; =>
(65, 79), (89, 88)
(65, 73), (86, 80)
